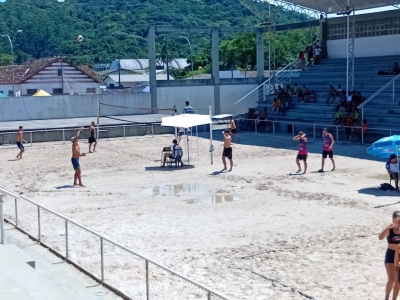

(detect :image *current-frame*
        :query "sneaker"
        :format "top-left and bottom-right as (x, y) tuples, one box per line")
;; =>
(318, 169), (324, 173)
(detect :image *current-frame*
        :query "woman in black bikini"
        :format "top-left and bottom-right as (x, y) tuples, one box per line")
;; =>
(379, 211), (400, 300)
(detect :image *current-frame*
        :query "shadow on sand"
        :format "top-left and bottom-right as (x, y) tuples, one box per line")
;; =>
(145, 165), (195, 172)
(55, 185), (75, 190)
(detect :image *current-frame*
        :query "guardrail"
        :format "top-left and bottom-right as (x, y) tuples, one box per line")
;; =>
(235, 118), (400, 144)
(0, 185), (229, 300)
(232, 58), (304, 117)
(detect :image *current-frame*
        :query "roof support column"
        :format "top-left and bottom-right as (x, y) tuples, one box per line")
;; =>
(320, 18), (328, 59)
(211, 27), (220, 115)
(148, 26), (157, 112)
(346, 7), (355, 94)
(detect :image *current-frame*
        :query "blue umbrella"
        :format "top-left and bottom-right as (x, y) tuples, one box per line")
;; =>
(367, 135), (400, 159)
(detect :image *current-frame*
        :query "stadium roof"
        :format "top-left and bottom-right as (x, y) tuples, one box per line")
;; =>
(264, 0), (400, 14)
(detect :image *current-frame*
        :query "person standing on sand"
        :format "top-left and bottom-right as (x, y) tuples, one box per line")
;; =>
(222, 130), (233, 171)
(229, 116), (239, 142)
(16, 126), (27, 160)
(293, 131), (308, 174)
(71, 128), (86, 187)
(88, 121), (97, 153)
(319, 128), (336, 172)
(379, 211), (400, 300)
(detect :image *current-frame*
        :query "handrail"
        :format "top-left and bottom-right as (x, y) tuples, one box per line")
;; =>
(358, 72), (400, 109)
(0, 184), (229, 299)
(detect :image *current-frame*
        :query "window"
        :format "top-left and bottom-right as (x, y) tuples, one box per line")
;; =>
(27, 89), (37, 95)
(86, 88), (96, 94)
(53, 88), (63, 95)
(8, 90), (14, 96)
(57, 69), (62, 76)
(109, 84), (115, 88)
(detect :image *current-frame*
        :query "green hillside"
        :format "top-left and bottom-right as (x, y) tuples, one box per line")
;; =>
(0, 0), (316, 69)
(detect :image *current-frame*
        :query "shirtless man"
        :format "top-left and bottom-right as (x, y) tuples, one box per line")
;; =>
(71, 128), (86, 187)
(222, 130), (233, 171)
(229, 116), (240, 142)
(88, 121), (97, 153)
(319, 128), (336, 172)
(16, 126), (27, 159)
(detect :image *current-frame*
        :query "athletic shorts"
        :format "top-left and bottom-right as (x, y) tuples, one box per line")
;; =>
(322, 150), (333, 158)
(231, 128), (237, 134)
(296, 154), (307, 161)
(16, 142), (24, 151)
(222, 147), (232, 160)
(385, 248), (395, 264)
(71, 158), (80, 170)
(88, 136), (96, 144)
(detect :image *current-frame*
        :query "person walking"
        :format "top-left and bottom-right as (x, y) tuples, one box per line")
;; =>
(16, 126), (27, 160)
(318, 128), (335, 172)
(71, 128), (86, 187)
(222, 130), (233, 172)
(88, 121), (97, 153)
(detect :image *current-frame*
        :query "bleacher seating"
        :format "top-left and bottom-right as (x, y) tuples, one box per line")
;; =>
(257, 55), (400, 142)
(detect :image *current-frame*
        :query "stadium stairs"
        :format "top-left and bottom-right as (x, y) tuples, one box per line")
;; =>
(256, 55), (400, 142)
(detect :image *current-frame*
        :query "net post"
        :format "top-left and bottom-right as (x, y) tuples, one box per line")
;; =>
(97, 99), (100, 141)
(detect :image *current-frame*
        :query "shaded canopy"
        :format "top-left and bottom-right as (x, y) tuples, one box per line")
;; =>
(32, 89), (52, 97)
(161, 114), (212, 128)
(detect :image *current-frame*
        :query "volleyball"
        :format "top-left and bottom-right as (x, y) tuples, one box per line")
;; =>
(77, 35), (84, 42)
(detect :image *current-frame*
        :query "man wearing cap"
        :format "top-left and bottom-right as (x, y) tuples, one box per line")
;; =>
(71, 128), (86, 187)
(222, 130), (233, 171)
(386, 154), (400, 190)
(162, 139), (183, 167)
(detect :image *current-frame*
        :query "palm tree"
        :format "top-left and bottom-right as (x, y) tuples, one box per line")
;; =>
(156, 38), (173, 80)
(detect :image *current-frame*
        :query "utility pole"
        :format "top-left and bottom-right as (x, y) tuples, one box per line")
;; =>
(165, 37), (170, 81)
(60, 54), (64, 95)
(118, 59), (121, 88)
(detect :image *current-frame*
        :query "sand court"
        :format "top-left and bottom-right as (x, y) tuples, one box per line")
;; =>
(0, 132), (397, 299)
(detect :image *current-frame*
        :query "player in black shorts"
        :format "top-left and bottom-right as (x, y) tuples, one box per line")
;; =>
(88, 121), (97, 153)
(222, 130), (233, 171)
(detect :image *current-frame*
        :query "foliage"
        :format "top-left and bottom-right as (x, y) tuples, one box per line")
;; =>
(0, 0), (317, 69)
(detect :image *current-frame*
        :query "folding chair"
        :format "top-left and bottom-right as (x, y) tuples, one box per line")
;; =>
(161, 147), (171, 166)
(167, 147), (183, 168)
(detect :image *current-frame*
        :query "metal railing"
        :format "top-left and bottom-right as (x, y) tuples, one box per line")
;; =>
(358, 72), (400, 121)
(0, 185), (229, 300)
(0, 123), (162, 147)
(232, 58), (304, 117)
(235, 118), (400, 144)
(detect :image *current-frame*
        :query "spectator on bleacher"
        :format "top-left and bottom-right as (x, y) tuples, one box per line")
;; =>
(362, 119), (368, 133)
(326, 85), (336, 104)
(299, 51), (305, 70)
(315, 39), (321, 48)
(335, 84), (343, 98)
(272, 98), (279, 115)
(183, 101), (194, 114)
(277, 85), (284, 100)
(293, 83), (299, 102)
(332, 108), (343, 125)
(353, 108), (361, 123)
(299, 85), (311, 103)
(278, 100), (286, 116)
(343, 113), (354, 141)
(314, 46), (321, 65)
(286, 85), (294, 108)
(392, 62), (400, 75)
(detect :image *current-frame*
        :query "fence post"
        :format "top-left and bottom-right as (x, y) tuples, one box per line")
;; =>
(207, 291), (212, 300)
(336, 126), (339, 141)
(100, 237), (104, 281)
(393, 81), (395, 102)
(272, 121), (275, 135)
(146, 260), (150, 300)
(313, 124), (315, 139)
(0, 194), (4, 245)
(292, 122), (295, 136)
(65, 220), (69, 259)
(37, 207), (41, 242)
(255, 120), (257, 133)
(151, 125), (154, 138)
(361, 126), (364, 144)
(14, 198), (18, 227)
(62, 129), (65, 144)
(123, 126), (126, 139)
(30, 132), (33, 146)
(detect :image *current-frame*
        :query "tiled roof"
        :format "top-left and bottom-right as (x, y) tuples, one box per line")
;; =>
(0, 58), (100, 84)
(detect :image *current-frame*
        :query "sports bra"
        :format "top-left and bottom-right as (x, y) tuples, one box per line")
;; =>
(387, 228), (400, 244)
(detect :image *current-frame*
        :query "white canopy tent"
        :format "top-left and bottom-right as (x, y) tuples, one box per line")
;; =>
(161, 109), (214, 165)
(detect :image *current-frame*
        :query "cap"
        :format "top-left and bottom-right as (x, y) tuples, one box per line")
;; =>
(390, 154), (397, 159)
(71, 136), (76, 142)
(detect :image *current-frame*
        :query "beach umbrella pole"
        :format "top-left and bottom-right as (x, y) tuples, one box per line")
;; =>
(209, 105), (213, 165)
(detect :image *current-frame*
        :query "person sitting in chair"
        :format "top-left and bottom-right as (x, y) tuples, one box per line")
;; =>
(162, 139), (183, 167)
(386, 154), (400, 191)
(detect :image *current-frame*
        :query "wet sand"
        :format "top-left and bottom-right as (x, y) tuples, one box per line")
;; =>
(0, 132), (397, 300)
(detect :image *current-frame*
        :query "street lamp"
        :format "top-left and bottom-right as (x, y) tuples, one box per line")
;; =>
(179, 36), (194, 79)
(1, 30), (23, 97)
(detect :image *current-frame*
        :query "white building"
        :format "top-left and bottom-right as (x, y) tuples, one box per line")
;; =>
(0, 58), (100, 96)
(107, 59), (190, 71)
(103, 73), (174, 89)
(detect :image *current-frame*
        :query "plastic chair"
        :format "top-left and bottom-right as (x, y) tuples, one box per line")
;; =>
(167, 147), (183, 168)
(161, 147), (171, 166)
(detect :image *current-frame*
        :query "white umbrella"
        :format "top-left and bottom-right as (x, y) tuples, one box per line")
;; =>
(161, 113), (213, 164)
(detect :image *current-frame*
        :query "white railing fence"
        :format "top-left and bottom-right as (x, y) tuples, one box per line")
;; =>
(0, 185), (229, 300)
(232, 58), (304, 117)
(236, 118), (399, 144)
(358, 73), (400, 121)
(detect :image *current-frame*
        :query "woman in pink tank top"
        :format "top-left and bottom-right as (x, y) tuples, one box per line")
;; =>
(293, 131), (308, 174)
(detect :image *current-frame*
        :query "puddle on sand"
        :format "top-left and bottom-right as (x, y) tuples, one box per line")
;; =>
(141, 184), (236, 204)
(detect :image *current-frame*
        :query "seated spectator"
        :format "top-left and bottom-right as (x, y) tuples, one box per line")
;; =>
(299, 85), (309, 103)
(314, 46), (321, 65)
(335, 84), (343, 99)
(183, 101), (194, 114)
(343, 113), (354, 141)
(378, 62), (400, 75)
(353, 108), (361, 122)
(272, 98), (279, 115)
(162, 139), (183, 167)
(386, 154), (400, 190)
(278, 99), (286, 116)
(332, 109), (343, 125)
(326, 85), (336, 104)
(293, 83), (299, 102)
(257, 107), (267, 131)
(362, 119), (368, 134)
(276, 85), (284, 100)
(286, 85), (293, 108)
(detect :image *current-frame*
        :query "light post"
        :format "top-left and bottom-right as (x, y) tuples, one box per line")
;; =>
(179, 36), (194, 78)
(1, 30), (22, 97)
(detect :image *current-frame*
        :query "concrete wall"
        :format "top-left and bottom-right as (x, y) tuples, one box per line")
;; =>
(0, 93), (151, 122)
(327, 34), (400, 58)
(157, 84), (258, 115)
